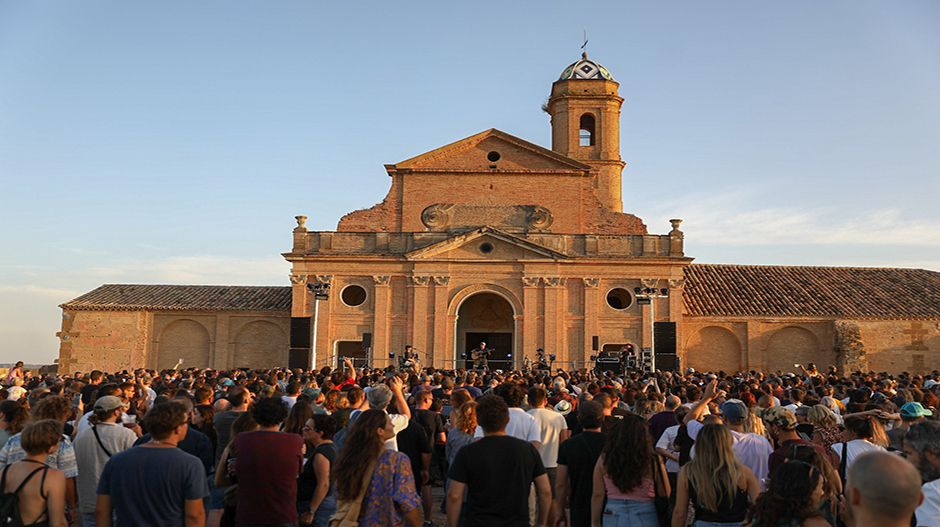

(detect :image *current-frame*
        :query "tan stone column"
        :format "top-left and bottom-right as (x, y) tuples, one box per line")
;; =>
(544, 278), (567, 358)
(432, 276), (451, 368)
(583, 278), (600, 367)
(522, 277), (541, 357)
(372, 276), (391, 365)
(410, 276), (431, 362)
(290, 274), (308, 316)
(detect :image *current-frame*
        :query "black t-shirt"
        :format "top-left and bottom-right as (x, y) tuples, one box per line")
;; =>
(297, 442), (338, 503)
(431, 388), (451, 406)
(448, 435), (546, 527)
(557, 431), (606, 527)
(413, 409), (445, 448)
(396, 419), (431, 480)
(80, 383), (99, 406)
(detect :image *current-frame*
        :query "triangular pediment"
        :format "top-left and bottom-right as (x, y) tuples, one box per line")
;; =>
(405, 227), (567, 261)
(388, 129), (592, 173)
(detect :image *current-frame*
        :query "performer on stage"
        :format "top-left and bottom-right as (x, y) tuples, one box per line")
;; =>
(535, 348), (549, 371)
(469, 341), (491, 370)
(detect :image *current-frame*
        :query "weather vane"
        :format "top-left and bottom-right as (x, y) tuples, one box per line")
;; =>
(582, 29), (588, 57)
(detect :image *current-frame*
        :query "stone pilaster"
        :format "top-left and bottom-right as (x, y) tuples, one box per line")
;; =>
(372, 276), (391, 362)
(410, 276), (431, 358)
(432, 276), (450, 368)
(583, 278), (600, 360)
(522, 277), (541, 355)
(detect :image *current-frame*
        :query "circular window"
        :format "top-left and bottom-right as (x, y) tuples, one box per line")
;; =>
(487, 151), (501, 162)
(341, 285), (367, 307)
(606, 288), (633, 310)
(480, 243), (494, 254)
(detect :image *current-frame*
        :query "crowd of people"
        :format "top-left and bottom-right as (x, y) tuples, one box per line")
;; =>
(0, 358), (939, 527)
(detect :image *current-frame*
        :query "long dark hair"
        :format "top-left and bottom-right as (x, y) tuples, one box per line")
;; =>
(332, 410), (387, 500)
(602, 414), (656, 492)
(746, 461), (824, 527)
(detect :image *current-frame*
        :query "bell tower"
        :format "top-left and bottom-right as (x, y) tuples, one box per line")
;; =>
(547, 53), (625, 212)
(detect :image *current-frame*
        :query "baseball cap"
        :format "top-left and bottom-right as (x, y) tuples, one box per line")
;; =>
(578, 400), (604, 421)
(718, 399), (748, 423)
(901, 402), (933, 418)
(924, 380), (938, 389)
(94, 396), (128, 412)
(763, 406), (797, 430)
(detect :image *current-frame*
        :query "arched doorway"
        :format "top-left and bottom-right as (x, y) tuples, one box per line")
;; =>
(456, 292), (515, 371)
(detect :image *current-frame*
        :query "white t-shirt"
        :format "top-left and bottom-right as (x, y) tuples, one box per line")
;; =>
(916, 479), (940, 527)
(831, 439), (884, 470)
(349, 408), (409, 451)
(527, 407), (568, 468)
(655, 425), (681, 473)
(475, 407), (541, 445)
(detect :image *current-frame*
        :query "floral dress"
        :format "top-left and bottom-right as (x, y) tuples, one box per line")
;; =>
(356, 449), (421, 527)
(816, 425), (841, 455)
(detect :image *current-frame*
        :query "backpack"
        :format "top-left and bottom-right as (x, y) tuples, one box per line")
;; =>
(0, 463), (48, 527)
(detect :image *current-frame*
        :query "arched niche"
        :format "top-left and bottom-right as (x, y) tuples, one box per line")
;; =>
(156, 319), (210, 370)
(685, 326), (742, 373)
(233, 320), (288, 369)
(766, 326), (822, 373)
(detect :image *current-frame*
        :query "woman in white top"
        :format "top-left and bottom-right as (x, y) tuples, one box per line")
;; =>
(831, 415), (885, 470)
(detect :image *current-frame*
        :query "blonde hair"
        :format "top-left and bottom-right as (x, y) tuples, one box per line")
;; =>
(806, 405), (837, 428)
(687, 424), (744, 512)
(453, 401), (478, 435)
(743, 411), (770, 441)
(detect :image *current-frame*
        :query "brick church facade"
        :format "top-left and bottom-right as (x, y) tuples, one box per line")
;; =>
(57, 55), (940, 375)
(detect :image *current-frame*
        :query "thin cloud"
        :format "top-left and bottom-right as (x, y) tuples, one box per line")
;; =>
(0, 285), (83, 298)
(84, 255), (290, 285)
(642, 190), (940, 247)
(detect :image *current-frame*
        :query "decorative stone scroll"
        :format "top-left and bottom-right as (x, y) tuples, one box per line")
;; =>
(373, 276), (391, 286)
(289, 274), (307, 285)
(526, 206), (554, 230)
(411, 276), (431, 286)
(432, 276), (451, 286)
(544, 277), (568, 287)
(668, 278), (686, 289)
(522, 277), (541, 288)
(583, 278), (600, 288)
(640, 278), (658, 288)
(313, 275), (334, 285)
(420, 203), (555, 232)
(421, 204), (455, 230)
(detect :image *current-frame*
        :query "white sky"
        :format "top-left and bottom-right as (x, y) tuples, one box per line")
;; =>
(1, 1), (938, 364)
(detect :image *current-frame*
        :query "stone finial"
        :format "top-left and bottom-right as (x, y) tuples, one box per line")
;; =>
(294, 216), (308, 231)
(669, 219), (683, 237)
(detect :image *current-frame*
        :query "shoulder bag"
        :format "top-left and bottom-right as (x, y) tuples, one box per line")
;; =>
(329, 454), (381, 527)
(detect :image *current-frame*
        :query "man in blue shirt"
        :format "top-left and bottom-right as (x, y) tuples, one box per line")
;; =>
(96, 400), (209, 527)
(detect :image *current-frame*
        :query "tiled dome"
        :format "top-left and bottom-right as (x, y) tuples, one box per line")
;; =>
(557, 53), (615, 81)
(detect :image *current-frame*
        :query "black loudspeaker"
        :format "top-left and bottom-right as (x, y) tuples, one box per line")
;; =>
(592, 336), (599, 351)
(655, 354), (680, 372)
(289, 349), (310, 370)
(361, 332), (372, 349)
(291, 317), (311, 349)
(653, 322), (677, 354)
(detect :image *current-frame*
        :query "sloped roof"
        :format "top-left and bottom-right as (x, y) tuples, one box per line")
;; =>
(683, 264), (940, 319)
(60, 285), (292, 312)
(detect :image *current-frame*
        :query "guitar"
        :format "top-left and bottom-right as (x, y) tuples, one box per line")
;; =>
(471, 347), (492, 360)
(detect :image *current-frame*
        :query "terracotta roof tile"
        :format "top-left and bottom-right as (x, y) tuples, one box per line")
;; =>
(60, 285), (291, 312)
(683, 265), (940, 319)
